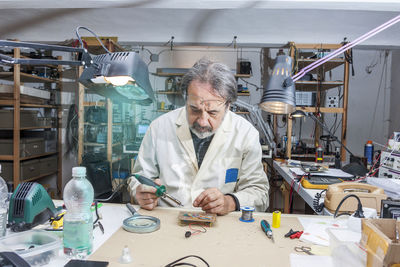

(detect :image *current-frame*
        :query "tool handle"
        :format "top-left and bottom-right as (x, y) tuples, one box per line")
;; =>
(126, 203), (137, 216)
(261, 219), (272, 237)
(134, 174), (166, 197)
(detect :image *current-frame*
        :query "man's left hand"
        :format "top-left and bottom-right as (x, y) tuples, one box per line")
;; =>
(193, 188), (236, 215)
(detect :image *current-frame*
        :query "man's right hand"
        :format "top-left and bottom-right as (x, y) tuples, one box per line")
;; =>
(135, 179), (161, 210)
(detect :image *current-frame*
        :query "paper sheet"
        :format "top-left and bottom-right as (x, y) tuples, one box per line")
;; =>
(290, 254), (333, 267)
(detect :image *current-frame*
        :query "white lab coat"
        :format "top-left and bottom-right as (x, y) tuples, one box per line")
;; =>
(128, 107), (269, 211)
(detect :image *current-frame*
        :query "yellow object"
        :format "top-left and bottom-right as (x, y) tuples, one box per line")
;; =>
(272, 210), (281, 228)
(324, 182), (387, 215)
(301, 178), (331, 189)
(51, 211), (65, 229)
(160, 101), (165, 110)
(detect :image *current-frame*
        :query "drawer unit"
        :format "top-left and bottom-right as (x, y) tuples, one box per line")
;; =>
(0, 110), (39, 129)
(0, 159), (41, 181)
(39, 155), (57, 174)
(0, 138), (45, 157)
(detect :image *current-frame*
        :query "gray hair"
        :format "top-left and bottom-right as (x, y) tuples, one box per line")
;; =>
(180, 58), (237, 105)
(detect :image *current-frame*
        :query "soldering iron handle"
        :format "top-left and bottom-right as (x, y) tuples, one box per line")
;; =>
(134, 174), (158, 187)
(134, 174), (166, 197)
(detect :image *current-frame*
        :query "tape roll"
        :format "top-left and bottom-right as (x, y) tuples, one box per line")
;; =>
(272, 210), (281, 228)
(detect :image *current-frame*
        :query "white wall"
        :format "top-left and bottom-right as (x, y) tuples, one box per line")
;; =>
(390, 50), (400, 135)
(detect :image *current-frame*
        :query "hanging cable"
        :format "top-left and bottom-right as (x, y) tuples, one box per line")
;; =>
(75, 26), (111, 54)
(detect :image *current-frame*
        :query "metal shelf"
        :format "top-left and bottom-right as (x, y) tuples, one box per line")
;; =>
(295, 81), (343, 91)
(297, 58), (345, 74)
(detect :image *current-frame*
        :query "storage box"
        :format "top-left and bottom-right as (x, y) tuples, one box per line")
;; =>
(0, 230), (61, 266)
(20, 159), (40, 180)
(0, 138), (44, 157)
(0, 110), (39, 129)
(39, 155), (57, 174)
(361, 218), (400, 267)
(0, 84), (50, 100)
(0, 159), (41, 181)
(44, 140), (57, 153)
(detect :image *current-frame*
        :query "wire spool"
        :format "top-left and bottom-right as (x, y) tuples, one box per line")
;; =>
(272, 210), (281, 228)
(239, 206), (255, 222)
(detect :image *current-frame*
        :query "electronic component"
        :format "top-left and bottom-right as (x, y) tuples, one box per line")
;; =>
(295, 92), (316, 106)
(178, 212), (216, 227)
(325, 96), (339, 108)
(381, 199), (400, 218)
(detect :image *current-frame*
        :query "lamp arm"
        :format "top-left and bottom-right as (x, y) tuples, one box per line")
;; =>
(233, 99), (276, 150)
(0, 40), (92, 66)
(292, 14), (400, 82)
(308, 113), (354, 157)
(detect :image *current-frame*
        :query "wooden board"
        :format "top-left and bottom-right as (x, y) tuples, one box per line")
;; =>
(90, 208), (305, 266)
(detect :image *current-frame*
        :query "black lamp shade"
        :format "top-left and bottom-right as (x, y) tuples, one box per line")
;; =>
(259, 55), (295, 114)
(79, 52), (155, 105)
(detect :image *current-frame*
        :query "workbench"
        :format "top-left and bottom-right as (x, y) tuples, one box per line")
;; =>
(89, 206), (311, 266)
(273, 160), (332, 215)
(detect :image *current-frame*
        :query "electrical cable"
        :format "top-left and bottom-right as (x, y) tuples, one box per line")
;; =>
(333, 194), (365, 219)
(313, 189), (326, 213)
(75, 26), (111, 54)
(164, 255), (210, 267)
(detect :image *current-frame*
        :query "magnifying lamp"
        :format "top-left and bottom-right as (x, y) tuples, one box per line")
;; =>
(260, 14), (400, 115)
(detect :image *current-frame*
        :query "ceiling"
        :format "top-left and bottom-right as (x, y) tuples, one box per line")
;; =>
(0, 0), (400, 48)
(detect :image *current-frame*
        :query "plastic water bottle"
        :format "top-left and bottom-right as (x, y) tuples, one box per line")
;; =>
(0, 164), (8, 237)
(63, 167), (94, 258)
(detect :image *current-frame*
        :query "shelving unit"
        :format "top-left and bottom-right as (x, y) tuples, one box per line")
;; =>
(285, 43), (350, 161)
(0, 48), (62, 195)
(153, 68), (252, 115)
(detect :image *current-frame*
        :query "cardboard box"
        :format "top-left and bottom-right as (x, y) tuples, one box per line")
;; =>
(361, 218), (400, 267)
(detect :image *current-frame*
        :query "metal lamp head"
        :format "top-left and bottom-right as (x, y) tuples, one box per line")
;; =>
(259, 55), (295, 114)
(79, 51), (155, 105)
(290, 110), (307, 118)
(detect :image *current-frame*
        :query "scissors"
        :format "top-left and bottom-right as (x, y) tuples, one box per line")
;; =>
(295, 246), (313, 255)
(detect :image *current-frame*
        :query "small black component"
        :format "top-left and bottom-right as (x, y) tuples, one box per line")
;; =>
(185, 231), (191, 238)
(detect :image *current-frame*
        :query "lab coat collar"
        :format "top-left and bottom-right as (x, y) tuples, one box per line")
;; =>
(176, 108), (199, 171)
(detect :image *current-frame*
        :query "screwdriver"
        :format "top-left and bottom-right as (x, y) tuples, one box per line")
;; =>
(261, 219), (274, 243)
(134, 174), (183, 206)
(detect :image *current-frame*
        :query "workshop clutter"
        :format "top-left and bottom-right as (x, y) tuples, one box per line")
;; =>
(361, 219), (400, 267)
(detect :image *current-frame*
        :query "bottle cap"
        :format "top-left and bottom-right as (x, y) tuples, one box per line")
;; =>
(72, 167), (86, 176)
(367, 140), (373, 144)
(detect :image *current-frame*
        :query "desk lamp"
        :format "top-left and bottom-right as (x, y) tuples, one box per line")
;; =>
(260, 14), (400, 115)
(0, 26), (155, 105)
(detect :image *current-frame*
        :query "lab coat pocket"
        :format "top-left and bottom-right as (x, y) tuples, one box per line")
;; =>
(221, 157), (242, 193)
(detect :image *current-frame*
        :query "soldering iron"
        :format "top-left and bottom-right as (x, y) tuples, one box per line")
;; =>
(134, 174), (183, 207)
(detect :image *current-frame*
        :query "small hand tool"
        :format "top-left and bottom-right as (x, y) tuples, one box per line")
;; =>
(284, 228), (299, 238)
(134, 174), (183, 206)
(261, 219), (274, 243)
(290, 230), (303, 239)
(295, 246), (313, 255)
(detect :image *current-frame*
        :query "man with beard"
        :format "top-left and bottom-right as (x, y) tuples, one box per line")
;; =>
(128, 58), (269, 215)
